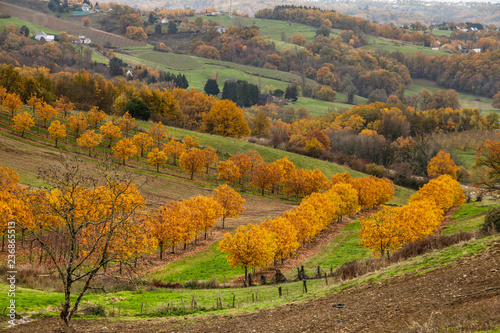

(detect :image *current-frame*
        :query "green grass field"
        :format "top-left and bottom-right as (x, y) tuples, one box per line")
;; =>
(0, 16), (59, 36)
(362, 35), (449, 56)
(406, 79), (500, 114)
(431, 29), (453, 38)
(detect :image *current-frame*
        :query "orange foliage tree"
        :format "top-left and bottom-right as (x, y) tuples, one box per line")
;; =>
(163, 139), (185, 165)
(179, 148), (206, 179)
(261, 217), (299, 263)
(48, 120), (67, 148)
(86, 106), (107, 128)
(211, 184), (245, 228)
(219, 224), (277, 283)
(202, 100), (250, 138)
(148, 148), (167, 172)
(116, 111), (136, 136)
(217, 160), (241, 184)
(3, 93), (22, 118)
(77, 130), (102, 157)
(185, 196), (223, 239)
(148, 122), (169, 148)
(100, 121), (122, 148)
(68, 112), (89, 137)
(132, 133), (154, 157)
(112, 138), (138, 165)
(37, 103), (57, 128)
(54, 96), (74, 118)
(12, 112), (35, 137)
(203, 147), (218, 174)
(473, 138), (500, 190)
(427, 151), (458, 179)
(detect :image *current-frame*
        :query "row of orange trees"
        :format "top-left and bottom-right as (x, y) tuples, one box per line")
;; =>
(148, 184), (246, 258)
(359, 174), (465, 258)
(4, 100), (350, 200)
(219, 173), (395, 281)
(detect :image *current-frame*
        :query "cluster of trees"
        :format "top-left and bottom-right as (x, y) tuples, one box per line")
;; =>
(221, 80), (259, 107)
(359, 174), (465, 258)
(149, 184), (245, 258)
(219, 171), (395, 283)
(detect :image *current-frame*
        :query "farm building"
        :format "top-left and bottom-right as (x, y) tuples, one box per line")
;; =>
(81, 3), (91, 11)
(161, 18), (169, 24)
(258, 94), (274, 105)
(78, 36), (91, 44)
(35, 31), (54, 42)
(206, 11), (222, 16)
(216, 26), (227, 33)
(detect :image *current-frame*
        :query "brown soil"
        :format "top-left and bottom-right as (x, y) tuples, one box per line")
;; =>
(5, 239), (499, 333)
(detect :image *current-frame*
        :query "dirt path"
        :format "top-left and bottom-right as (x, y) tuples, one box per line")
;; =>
(6, 239), (499, 332)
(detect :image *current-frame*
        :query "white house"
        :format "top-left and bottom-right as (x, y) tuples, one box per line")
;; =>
(161, 18), (169, 24)
(81, 3), (91, 11)
(472, 48), (482, 53)
(78, 35), (91, 44)
(35, 31), (54, 42)
(216, 26), (227, 33)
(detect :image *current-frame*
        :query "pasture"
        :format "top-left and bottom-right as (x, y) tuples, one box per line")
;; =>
(362, 35), (449, 56)
(0, 16), (59, 36)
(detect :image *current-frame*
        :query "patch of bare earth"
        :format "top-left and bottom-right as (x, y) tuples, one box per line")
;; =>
(6, 239), (499, 332)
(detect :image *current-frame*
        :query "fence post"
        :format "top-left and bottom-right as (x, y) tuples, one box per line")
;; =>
(119, 303), (121, 316)
(303, 280), (308, 293)
(232, 294), (235, 308)
(324, 273), (328, 286)
(218, 297), (222, 309)
(141, 302), (143, 314)
(252, 293), (255, 303)
(112, 304), (115, 317)
(278, 286), (282, 298)
(181, 297), (185, 310)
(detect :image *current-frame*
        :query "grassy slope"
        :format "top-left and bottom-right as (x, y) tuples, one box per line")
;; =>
(406, 78), (499, 114)
(0, 17), (59, 36)
(362, 35), (448, 56)
(2, 234), (497, 318)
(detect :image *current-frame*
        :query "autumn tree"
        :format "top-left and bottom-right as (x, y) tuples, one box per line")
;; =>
(68, 112), (88, 138)
(18, 159), (155, 330)
(251, 110), (271, 138)
(77, 130), (102, 156)
(409, 174), (465, 212)
(290, 33), (307, 46)
(132, 133), (153, 157)
(183, 135), (199, 148)
(27, 94), (43, 116)
(261, 217), (299, 264)
(37, 103), (57, 128)
(149, 201), (187, 257)
(100, 121), (122, 148)
(82, 17), (91, 28)
(359, 206), (402, 258)
(48, 120), (67, 148)
(86, 106), (107, 128)
(282, 168), (310, 200)
(427, 151), (458, 179)
(229, 152), (252, 184)
(202, 100), (250, 138)
(148, 122), (169, 148)
(112, 138), (138, 165)
(116, 111), (136, 136)
(163, 139), (185, 165)
(203, 147), (218, 174)
(126, 26), (148, 41)
(54, 96), (74, 118)
(329, 182), (359, 221)
(3, 93), (22, 118)
(219, 224), (277, 284)
(474, 138), (500, 190)
(148, 148), (167, 172)
(12, 112), (35, 137)
(185, 196), (223, 239)
(217, 160), (241, 184)
(211, 184), (245, 228)
(179, 148), (206, 180)
(251, 163), (280, 195)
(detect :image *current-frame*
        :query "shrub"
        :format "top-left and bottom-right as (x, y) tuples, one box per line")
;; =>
(483, 208), (500, 233)
(124, 97), (151, 120)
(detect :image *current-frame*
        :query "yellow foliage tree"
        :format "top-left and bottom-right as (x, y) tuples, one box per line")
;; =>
(27, 94), (43, 116)
(474, 138), (500, 190)
(163, 139), (185, 166)
(183, 135), (199, 148)
(100, 121), (122, 148)
(409, 174), (465, 213)
(203, 146), (218, 174)
(427, 151), (458, 179)
(211, 184), (245, 228)
(229, 152), (252, 184)
(202, 100), (250, 138)
(54, 96), (74, 118)
(117, 111), (136, 136)
(3, 93), (22, 118)
(151, 201), (189, 255)
(148, 122), (169, 148)
(86, 106), (107, 128)
(359, 206), (403, 258)
(179, 148), (206, 180)
(12, 112), (35, 137)
(251, 163), (280, 196)
(328, 182), (360, 221)
(261, 216), (299, 263)
(217, 160), (241, 184)
(148, 148), (167, 172)
(132, 132), (154, 157)
(48, 120), (67, 148)
(77, 130), (102, 157)
(68, 112), (88, 137)
(112, 138), (138, 165)
(185, 195), (223, 239)
(219, 224), (277, 283)
(37, 103), (57, 128)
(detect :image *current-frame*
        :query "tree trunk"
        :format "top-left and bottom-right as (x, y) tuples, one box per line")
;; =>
(157, 164), (159, 173)
(159, 242), (164, 259)
(190, 171), (194, 180)
(244, 266), (248, 285)
(261, 188), (264, 196)
(222, 216), (226, 229)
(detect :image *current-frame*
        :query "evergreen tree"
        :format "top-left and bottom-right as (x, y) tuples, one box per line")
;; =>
(124, 97), (150, 121)
(109, 57), (124, 77)
(20, 25), (29, 37)
(204, 79), (220, 96)
(285, 85), (299, 102)
(167, 21), (178, 34)
(155, 24), (162, 35)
